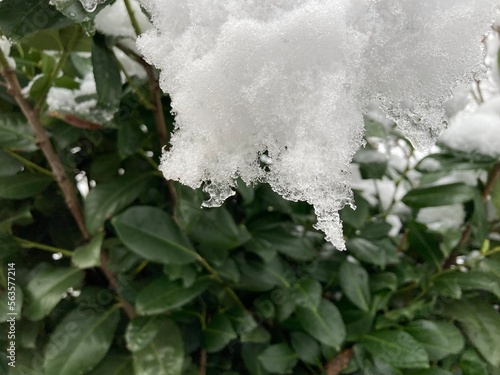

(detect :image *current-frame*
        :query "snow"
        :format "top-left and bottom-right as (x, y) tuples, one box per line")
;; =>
(440, 97), (500, 157)
(137, 0), (498, 249)
(0, 35), (15, 68)
(417, 204), (466, 232)
(78, 0), (106, 12)
(47, 72), (114, 123)
(95, 0), (152, 39)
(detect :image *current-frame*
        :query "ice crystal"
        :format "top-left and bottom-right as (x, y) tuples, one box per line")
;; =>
(138, 0), (497, 249)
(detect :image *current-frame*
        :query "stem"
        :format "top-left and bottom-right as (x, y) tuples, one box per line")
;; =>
(199, 350), (207, 375)
(325, 348), (353, 375)
(0, 49), (89, 240)
(16, 238), (73, 257)
(100, 251), (136, 319)
(123, 0), (142, 37)
(0, 47), (137, 319)
(145, 64), (169, 148)
(196, 255), (245, 309)
(4, 149), (53, 177)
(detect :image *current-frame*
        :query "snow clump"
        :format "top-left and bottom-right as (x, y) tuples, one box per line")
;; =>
(137, 0), (497, 250)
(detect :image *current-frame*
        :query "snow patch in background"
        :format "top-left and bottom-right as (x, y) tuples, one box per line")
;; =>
(137, 0), (497, 249)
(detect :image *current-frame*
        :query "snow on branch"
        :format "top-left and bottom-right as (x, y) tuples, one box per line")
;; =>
(136, 0), (497, 249)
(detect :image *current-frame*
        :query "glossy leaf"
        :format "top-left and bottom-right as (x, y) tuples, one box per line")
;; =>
(405, 320), (463, 360)
(92, 33), (122, 112)
(0, 151), (22, 177)
(136, 276), (209, 316)
(0, 286), (23, 322)
(402, 183), (476, 208)
(296, 299), (346, 350)
(290, 332), (321, 365)
(24, 264), (84, 321)
(43, 306), (119, 375)
(0, 174), (52, 200)
(84, 174), (151, 235)
(0, 0), (70, 40)
(361, 330), (429, 369)
(339, 261), (371, 311)
(112, 206), (197, 265)
(91, 353), (134, 375)
(127, 317), (183, 375)
(258, 343), (298, 374)
(71, 232), (103, 269)
(203, 314), (238, 352)
(290, 278), (322, 309)
(442, 299), (500, 367)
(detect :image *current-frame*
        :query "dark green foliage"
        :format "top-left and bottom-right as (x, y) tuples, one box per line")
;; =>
(0, 3), (499, 375)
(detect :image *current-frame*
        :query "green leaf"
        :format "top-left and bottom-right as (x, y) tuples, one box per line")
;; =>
(240, 326), (271, 344)
(71, 232), (103, 269)
(339, 261), (371, 311)
(405, 320), (463, 360)
(296, 299), (346, 350)
(249, 222), (316, 261)
(361, 330), (429, 369)
(189, 207), (244, 251)
(236, 254), (290, 291)
(117, 123), (146, 159)
(0, 205), (33, 233)
(407, 221), (443, 269)
(258, 343), (298, 374)
(344, 309), (374, 341)
(0, 174), (52, 200)
(402, 183), (476, 208)
(92, 33), (122, 113)
(0, 151), (23, 177)
(0, 0), (71, 40)
(290, 332), (321, 365)
(0, 114), (37, 151)
(242, 344), (269, 375)
(353, 149), (388, 180)
(340, 191), (370, 229)
(346, 238), (398, 268)
(127, 317), (183, 375)
(203, 314), (238, 352)
(370, 272), (398, 292)
(0, 286), (23, 322)
(43, 306), (119, 375)
(407, 370), (453, 375)
(135, 277), (209, 316)
(24, 264), (84, 321)
(442, 299), (500, 367)
(90, 353), (134, 375)
(126, 316), (162, 352)
(84, 174), (151, 235)
(459, 349), (489, 375)
(433, 271), (500, 299)
(290, 278), (322, 309)
(112, 206), (198, 265)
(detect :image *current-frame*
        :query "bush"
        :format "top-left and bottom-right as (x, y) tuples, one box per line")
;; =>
(0, 1), (499, 375)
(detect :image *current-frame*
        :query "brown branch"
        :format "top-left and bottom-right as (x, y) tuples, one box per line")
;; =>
(100, 252), (136, 319)
(0, 55), (89, 240)
(199, 350), (207, 375)
(48, 111), (103, 130)
(325, 348), (353, 375)
(482, 163), (500, 199)
(144, 64), (168, 148)
(0, 49), (137, 319)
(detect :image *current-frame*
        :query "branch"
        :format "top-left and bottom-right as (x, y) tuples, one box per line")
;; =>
(0, 47), (137, 319)
(0, 50), (89, 240)
(325, 348), (353, 375)
(145, 64), (169, 148)
(199, 350), (207, 375)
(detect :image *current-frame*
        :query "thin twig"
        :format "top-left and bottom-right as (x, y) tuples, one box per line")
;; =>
(16, 238), (73, 257)
(145, 64), (169, 148)
(4, 149), (53, 177)
(325, 348), (353, 375)
(0, 49), (89, 240)
(100, 251), (136, 319)
(0, 47), (137, 319)
(199, 350), (207, 375)
(123, 0), (142, 37)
